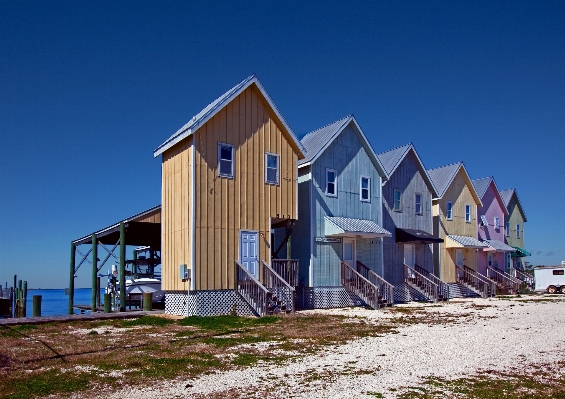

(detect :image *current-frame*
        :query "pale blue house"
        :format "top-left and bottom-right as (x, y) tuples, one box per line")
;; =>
(290, 115), (392, 309)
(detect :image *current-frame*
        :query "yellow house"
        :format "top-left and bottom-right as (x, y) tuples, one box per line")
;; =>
(427, 163), (487, 291)
(153, 75), (305, 316)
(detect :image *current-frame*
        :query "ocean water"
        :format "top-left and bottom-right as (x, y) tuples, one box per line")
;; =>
(21, 288), (104, 317)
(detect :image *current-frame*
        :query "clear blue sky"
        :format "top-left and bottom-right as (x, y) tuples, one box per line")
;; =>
(1, 1), (564, 289)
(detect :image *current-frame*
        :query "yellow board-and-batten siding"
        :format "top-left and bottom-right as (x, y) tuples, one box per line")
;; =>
(433, 167), (480, 283)
(161, 85), (299, 291)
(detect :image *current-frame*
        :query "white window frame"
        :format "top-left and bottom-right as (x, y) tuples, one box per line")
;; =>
(516, 224), (521, 239)
(464, 204), (471, 223)
(326, 168), (337, 197)
(393, 189), (402, 211)
(505, 221), (510, 237)
(360, 176), (370, 202)
(264, 152), (280, 185)
(415, 193), (422, 215)
(446, 201), (453, 220)
(494, 217), (500, 230)
(218, 142), (234, 178)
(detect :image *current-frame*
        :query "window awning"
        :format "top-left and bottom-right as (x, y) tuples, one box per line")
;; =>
(445, 235), (489, 249)
(395, 228), (443, 244)
(325, 216), (391, 238)
(482, 240), (515, 252)
(511, 246), (531, 257)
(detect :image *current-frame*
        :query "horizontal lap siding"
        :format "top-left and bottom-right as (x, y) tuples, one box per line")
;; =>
(194, 86), (297, 291)
(161, 137), (192, 291)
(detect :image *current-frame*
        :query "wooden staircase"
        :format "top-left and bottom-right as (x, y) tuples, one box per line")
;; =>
(456, 265), (496, 298)
(414, 265), (450, 301)
(512, 267), (534, 289)
(356, 261), (394, 307)
(341, 262), (391, 309)
(404, 264), (439, 302)
(487, 266), (521, 295)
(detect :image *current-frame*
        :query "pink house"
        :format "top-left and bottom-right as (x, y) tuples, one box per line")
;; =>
(471, 177), (515, 275)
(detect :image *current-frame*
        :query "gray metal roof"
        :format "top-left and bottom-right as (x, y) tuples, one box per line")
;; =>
(447, 235), (488, 248)
(471, 177), (492, 200)
(482, 239), (515, 252)
(297, 115), (388, 180)
(427, 162), (482, 205)
(325, 216), (391, 236)
(376, 143), (439, 197)
(153, 74), (305, 157)
(500, 188), (527, 222)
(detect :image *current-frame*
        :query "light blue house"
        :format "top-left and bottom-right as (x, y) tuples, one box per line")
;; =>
(290, 115), (392, 309)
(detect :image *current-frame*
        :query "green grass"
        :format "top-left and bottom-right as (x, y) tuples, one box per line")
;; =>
(202, 334), (269, 347)
(1, 370), (92, 399)
(139, 354), (222, 378)
(120, 315), (174, 327)
(178, 315), (279, 330)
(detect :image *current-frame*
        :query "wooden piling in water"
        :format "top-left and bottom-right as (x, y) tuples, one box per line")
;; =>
(32, 295), (41, 317)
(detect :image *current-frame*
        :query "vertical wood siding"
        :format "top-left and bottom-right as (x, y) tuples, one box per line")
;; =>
(192, 86), (297, 291)
(476, 182), (507, 274)
(381, 151), (434, 285)
(432, 168), (479, 282)
(161, 137), (192, 291)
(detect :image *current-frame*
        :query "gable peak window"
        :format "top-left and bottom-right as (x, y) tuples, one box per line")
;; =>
(446, 201), (453, 220)
(394, 189), (402, 211)
(494, 217), (500, 230)
(326, 169), (337, 197)
(465, 204), (471, 223)
(505, 221), (510, 237)
(265, 152), (279, 185)
(360, 176), (370, 202)
(415, 193), (422, 214)
(516, 224), (521, 239)
(218, 143), (234, 177)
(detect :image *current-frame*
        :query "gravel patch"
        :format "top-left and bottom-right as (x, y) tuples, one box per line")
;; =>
(97, 296), (565, 398)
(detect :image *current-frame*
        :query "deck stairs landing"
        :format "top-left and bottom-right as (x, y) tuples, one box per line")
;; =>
(341, 262), (392, 309)
(456, 265), (496, 298)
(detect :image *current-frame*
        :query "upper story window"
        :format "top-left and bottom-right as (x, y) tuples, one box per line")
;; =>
(494, 217), (500, 230)
(360, 176), (370, 202)
(465, 204), (471, 223)
(326, 169), (337, 197)
(446, 201), (453, 220)
(505, 222), (510, 237)
(516, 224), (521, 239)
(394, 189), (402, 211)
(218, 143), (234, 178)
(265, 153), (279, 185)
(415, 193), (422, 214)
(480, 215), (488, 227)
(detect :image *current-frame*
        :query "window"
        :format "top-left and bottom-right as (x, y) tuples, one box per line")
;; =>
(488, 253), (493, 267)
(465, 204), (471, 223)
(415, 193), (422, 214)
(505, 222), (510, 237)
(326, 169), (337, 196)
(218, 143), (234, 177)
(480, 215), (488, 227)
(394, 189), (402, 211)
(265, 153), (279, 185)
(516, 224), (521, 239)
(446, 201), (453, 220)
(360, 176), (370, 202)
(494, 217), (500, 230)
(553, 270), (565, 276)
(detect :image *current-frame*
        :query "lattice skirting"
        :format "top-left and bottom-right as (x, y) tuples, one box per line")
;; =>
(165, 290), (256, 317)
(393, 283), (429, 303)
(447, 283), (481, 299)
(295, 286), (366, 310)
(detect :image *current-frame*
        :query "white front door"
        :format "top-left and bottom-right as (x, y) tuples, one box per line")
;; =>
(240, 231), (259, 278)
(404, 244), (415, 267)
(455, 249), (464, 266)
(343, 238), (356, 268)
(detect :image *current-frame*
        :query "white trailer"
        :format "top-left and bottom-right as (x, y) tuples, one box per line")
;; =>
(533, 265), (565, 294)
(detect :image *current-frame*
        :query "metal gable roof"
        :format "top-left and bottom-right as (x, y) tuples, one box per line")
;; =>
(298, 115), (388, 180)
(471, 177), (508, 216)
(376, 143), (439, 198)
(500, 188), (527, 222)
(325, 216), (391, 237)
(153, 74), (305, 158)
(446, 235), (488, 248)
(482, 239), (515, 252)
(427, 162), (482, 205)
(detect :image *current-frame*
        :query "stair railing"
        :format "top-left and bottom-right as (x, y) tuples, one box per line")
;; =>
(341, 262), (379, 309)
(415, 264), (450, 300)
(262, 261), (295, 314)
(487, 266), (520, 293)
(356, 261), (394, 306)
(404, 264), (438, 302)
(456, 265), (495, 298)
(271, 259), (299, 287)
(235, 261), (269, 317)
(512, 268), (534, 287)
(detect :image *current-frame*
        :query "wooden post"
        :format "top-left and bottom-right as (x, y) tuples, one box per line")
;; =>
(32, 295), (41, 317)
(97, 276), (101, 307)
(22, 281), (27, 318)
(91, 234), (98, 312)
(143, 292), (152, 311)
(68, 242), (76, 315)
(103, 293), (111, 313)
(286, 226), (292, 260)
(119, 222), (126, 312)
